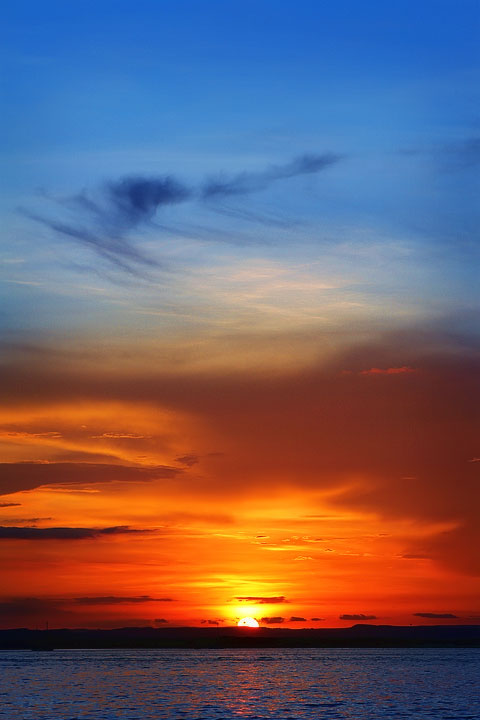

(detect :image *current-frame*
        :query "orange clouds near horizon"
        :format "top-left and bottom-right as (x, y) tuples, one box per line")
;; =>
(0, 322), (479, 629)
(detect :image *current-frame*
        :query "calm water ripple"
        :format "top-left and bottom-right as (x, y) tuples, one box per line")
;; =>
(0, 648), (478, 719)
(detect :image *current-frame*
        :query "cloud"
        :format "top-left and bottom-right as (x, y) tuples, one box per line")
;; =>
(1, 323), (479, 576)
(311, 617), (325, 621)
(289, 616), (306, 622)
(339, 614), (377, 621)
(0, 525), (147, 540)
(154, 618), (169, 624)
(235, 596), (286, 604)
(294, 556), (314, 561)
(91, 432), (150, 440)
(0, 462), (180, 496)
(0, 502), (21, 507)
(104, 176), (191, 229)
(73, 595), (173, 605)
(26, 153), (342, 274)
(413, 612), (458, 619)
(201, 153), (342, 198)
(260, 616), (284, 624)
(0, 430), (62, 440)
(175, 454), (199, 467)
(2, 517), (52, 526)
(24, 176), (192, 275)
(359, 366), (417, 375)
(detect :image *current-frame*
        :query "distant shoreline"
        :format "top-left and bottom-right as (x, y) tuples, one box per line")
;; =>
(2, 624), (479, 650)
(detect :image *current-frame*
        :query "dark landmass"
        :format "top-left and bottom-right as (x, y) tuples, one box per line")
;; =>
(1, 624), (479, 650)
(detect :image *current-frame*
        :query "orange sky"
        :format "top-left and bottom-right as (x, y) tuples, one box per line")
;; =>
(1, 318), (479, 629)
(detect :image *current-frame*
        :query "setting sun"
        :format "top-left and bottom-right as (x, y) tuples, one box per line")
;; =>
(238, 617), (260, 628)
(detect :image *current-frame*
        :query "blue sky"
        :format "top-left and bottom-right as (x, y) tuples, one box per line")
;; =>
(1, 0), (479, 342)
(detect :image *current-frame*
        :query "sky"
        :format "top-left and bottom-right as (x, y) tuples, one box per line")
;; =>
(1, 0), (479, 629)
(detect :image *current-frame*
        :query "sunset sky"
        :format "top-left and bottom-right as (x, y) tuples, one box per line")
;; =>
(1, 0), (479, 629)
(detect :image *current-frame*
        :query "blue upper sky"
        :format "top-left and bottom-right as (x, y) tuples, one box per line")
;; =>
(1, 0), (479, 343)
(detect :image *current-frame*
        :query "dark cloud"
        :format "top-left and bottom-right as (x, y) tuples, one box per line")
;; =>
(26, 153), (342, 274)
(1, 517), (52, 526)
(24, 176), (192, 276)
(311, 617), (325, 621)
(0, 525), (147, 540)
(413, 612), (458, 619)
(154, 618), (169, 624)
(0, 502), (21, 507)
(236, 596), (286, 604)
(289, 616), (306, 622)
(175, 454), (199, 467)
(201, 153), (342, 198)
(73, 595), (173, 605)
(0, 462), (180, 497)
(339, 614), (377, 621)
(104, 176), (191, 229)
(260, 616), (284, 624)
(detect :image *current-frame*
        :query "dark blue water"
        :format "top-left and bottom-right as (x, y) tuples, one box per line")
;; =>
(0, 648), (478, 719)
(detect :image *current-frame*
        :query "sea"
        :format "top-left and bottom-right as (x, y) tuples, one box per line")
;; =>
(0, 648), (478, 719)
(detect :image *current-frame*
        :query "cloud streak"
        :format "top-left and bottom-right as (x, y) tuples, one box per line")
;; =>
(26, 153), (342, 274)
(0, 462), (180, 496)
(0, 525), (147, 540)
(235, 596), (286, 604)
(73, 595), (173, 605)
(413, 612), (458, 619)
(201, 153), (342, 198)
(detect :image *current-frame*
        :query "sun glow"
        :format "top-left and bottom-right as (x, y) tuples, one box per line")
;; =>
(238, 616), (259, 627)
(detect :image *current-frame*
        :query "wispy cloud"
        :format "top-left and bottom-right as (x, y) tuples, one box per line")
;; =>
(235, 596), (286, 604)
(25, 153), (343, 275)
(0, 525), (148, 540)
(73, 595), (173, 605)
(0, 462), (180, 496)
(413, 612), (458, 619)
(339, 613), (377, 621)
(201, 153), (342, 198)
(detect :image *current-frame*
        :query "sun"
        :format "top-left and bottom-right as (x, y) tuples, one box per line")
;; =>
(238, 616), (259, 627)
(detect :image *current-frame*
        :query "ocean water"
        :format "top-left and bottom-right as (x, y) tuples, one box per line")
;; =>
(0, 648), (478, 719)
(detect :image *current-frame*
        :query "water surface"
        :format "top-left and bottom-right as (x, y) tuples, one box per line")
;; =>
(1, 648), (478, 719)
